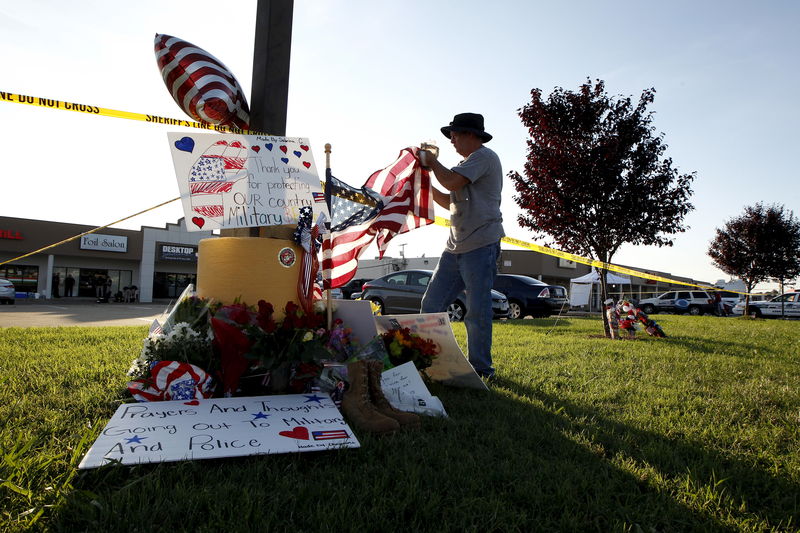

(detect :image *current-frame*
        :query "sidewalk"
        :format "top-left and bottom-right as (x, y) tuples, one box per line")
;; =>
(1, 298), (172, 327)
(8, 296), (173, 306)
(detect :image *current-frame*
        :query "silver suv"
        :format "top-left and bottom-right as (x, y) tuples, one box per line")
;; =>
(638, 290), (714, 315)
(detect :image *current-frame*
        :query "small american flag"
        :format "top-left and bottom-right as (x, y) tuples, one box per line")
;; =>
(148, 319), (163, 336)
(312, 429), (350, 440)
(322, 147), (434, 289)
(154, 34), (250, 129)
(311, 192), (326, 203)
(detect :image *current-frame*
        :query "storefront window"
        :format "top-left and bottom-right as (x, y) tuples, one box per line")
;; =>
(153, 272), (196, 299)
(74, 268), (133, 298)
(0, 264), (38, 293)
(52, 267), (80, 297)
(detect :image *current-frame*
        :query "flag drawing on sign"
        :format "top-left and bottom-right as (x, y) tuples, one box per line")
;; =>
(154, 34), (250, 129)
(188, 140), (249, 221)
(311, 192), (326, 203)
(322, 147), (434, 288)
(312, 429), (350, 440)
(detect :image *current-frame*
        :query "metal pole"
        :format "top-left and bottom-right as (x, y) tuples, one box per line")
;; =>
(223, 0), (294, 239)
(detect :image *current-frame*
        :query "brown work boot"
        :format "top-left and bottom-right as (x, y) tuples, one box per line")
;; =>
(367, 361), (421, 429)
(341, 360), (400, 435)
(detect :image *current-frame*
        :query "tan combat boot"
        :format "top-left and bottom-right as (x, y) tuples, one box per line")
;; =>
(341, 360), (400, 435)
(367, 361), (421, 429)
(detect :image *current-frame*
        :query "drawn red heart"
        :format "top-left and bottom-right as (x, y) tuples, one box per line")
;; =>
(251, 145), (260, 153)
(300, 145), (309, 151)
(279, 427), (309, 440)
(183, 400), (200, 406)
(191, 216), (205, 229)
(280, 145), (288, 154)
(303, 161), (311, 169)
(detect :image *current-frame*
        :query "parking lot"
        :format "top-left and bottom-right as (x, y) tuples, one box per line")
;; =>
(0, 298), (171, 327)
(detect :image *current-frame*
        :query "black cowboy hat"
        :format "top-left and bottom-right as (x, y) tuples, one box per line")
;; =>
(440, 112), (492, 142)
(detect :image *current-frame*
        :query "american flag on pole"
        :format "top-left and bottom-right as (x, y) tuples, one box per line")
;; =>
(322, 147), (435, 289)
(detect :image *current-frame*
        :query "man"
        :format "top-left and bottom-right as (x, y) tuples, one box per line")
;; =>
(418, 113), (504, 379)
(64, 273), (75, 297)
(714, 291), (726, 317)
(52, 272), (60, 298)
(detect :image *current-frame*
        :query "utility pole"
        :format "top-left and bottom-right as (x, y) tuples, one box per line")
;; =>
(224, 0), (294, 238)
(250, 0), (293, 135)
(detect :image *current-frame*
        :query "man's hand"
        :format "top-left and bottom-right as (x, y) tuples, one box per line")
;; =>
(419, 149), (436, 169)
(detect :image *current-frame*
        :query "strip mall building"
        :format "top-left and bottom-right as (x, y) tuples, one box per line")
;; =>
(0, 216), (215, 302)
(1, 215), (716, 307)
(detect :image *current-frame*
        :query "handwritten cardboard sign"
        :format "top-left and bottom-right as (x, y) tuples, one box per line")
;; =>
(380, 362), (448, 417)
(168, 133), (329, 231)
(375, 313), (488, 391)
(79, 394), (359, 469)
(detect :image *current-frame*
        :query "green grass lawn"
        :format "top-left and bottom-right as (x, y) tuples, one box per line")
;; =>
(1, 316), (799, 532)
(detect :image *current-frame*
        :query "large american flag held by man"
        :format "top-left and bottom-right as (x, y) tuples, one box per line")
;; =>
(322, 147), (435, 289)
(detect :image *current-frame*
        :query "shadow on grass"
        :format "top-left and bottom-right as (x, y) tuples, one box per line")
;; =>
(652, 335), (774, 359)
(49, 388), (752, 533)
(497, 318), (577, 329)
(499, 378), (799, 530)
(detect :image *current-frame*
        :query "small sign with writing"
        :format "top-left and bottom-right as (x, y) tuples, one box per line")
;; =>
(168, 133), (329, 232)
(158, 243), (198, 262)
(0, 229), (23, 240)
(380, 362), (448, 417)
(79, 394), (359, 469)
(80, 233), (128, 252)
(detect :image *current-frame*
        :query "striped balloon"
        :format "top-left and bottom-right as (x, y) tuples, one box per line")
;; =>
(154, 33), (250, 129)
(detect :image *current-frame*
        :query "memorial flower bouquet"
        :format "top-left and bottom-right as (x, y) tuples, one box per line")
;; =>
(381, 327), (439, 370)
(128, 321), (215, 379)
(211, 300), (350, 395)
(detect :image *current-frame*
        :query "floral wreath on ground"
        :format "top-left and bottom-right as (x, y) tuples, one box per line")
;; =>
(127, 297), (355, 401)
(127, 296), (441, 402)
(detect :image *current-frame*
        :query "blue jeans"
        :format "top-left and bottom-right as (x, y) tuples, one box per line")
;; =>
(421, 242), (500, 377)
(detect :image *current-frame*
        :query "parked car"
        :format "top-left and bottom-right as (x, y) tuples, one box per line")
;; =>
(315, 273), (343, 299)
(492, 274), (568, 318)
(360, 269), (509, 321)
(732, 293), (800, 318)
(715, 290), (744, 310)
(340, 278), (371, 299)
(638, 290), (715, 315)
(0, 278), (14, 304)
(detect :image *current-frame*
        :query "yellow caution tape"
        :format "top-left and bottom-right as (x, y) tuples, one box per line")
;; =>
(0, 90), (747, 296)
(432, 216), (749, 294)
(0, 197), (181, 268)
(0, 91), (271, 135)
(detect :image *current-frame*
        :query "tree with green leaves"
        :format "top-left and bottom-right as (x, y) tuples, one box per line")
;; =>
(509, 79), (695, 335)
(708, 203), (800, 316)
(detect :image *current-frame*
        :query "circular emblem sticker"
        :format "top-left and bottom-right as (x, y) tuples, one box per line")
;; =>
(278, 247), (296, 268)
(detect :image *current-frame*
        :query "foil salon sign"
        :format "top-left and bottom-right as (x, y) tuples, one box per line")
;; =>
(80, 233), (128, 252)
(79, 394), (359, 469)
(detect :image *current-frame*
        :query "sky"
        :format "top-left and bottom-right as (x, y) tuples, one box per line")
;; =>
(1, 0), (798, 290)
